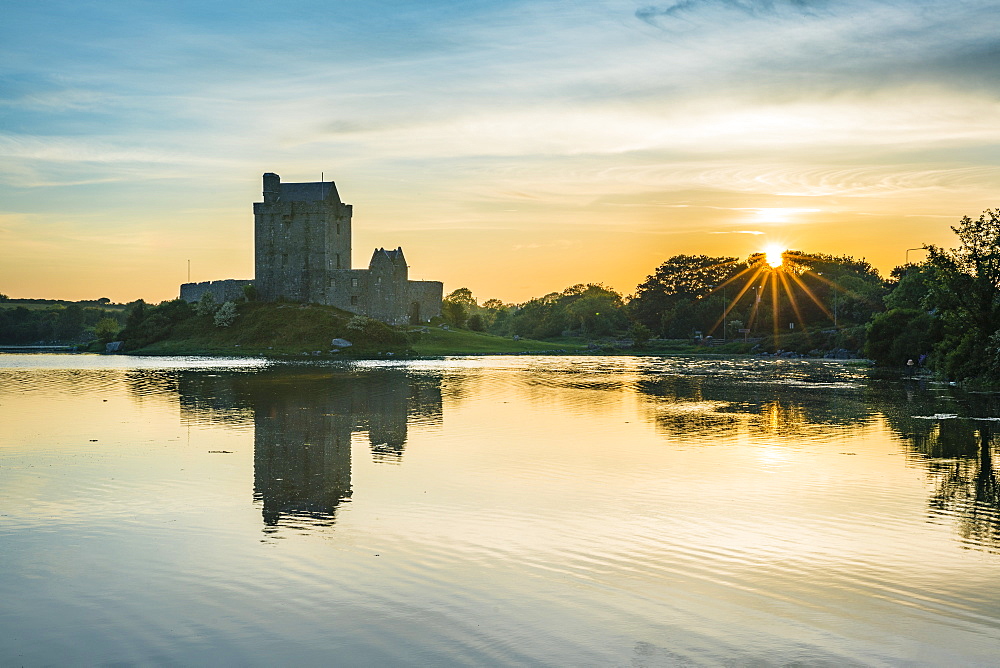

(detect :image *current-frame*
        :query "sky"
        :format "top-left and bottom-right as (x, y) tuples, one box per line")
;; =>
(2, 0), (1000, 304)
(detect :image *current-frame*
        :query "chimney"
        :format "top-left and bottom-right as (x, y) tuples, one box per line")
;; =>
(263, 173), (280, 203)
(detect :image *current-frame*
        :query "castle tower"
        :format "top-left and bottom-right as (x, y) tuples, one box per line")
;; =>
(365, 247), (410, 324)
(253, 173), (353, 303)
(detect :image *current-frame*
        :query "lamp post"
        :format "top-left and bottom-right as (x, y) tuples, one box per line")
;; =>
(750, 284), (763, 337)
(906, 247), (928, 265)
(710, 285), (727, 340)
(720, 286), (726, 341)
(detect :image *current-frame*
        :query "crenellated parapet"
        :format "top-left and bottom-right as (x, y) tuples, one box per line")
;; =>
(180, 279), (254, 303)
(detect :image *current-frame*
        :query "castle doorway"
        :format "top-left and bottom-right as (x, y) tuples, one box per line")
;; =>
(408, 301), (421, 325)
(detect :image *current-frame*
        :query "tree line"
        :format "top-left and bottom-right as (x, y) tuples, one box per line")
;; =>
(5, 209), (1000, 383)
(0, 302), (123, 345)
(440, 209), (1000, 383)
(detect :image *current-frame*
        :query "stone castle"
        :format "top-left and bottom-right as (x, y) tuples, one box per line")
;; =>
(181, 173), (442, 324)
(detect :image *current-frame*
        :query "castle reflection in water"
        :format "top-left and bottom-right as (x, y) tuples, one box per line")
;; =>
(170, 366), (442, 528)
(129, 357), (998, 552)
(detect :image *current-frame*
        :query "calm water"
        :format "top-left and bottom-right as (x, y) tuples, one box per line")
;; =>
(1, 354), (999, 666)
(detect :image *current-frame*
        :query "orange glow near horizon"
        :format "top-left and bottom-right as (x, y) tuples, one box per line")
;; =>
(764, 245), (785, 269)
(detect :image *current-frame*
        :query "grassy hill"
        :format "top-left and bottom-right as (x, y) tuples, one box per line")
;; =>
(119, 301), (576, 357)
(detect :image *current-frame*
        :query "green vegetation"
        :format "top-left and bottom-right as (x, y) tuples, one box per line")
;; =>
(442, 283), (629, 340)
(111, 298), (572, 357)
(113, 301), (409, 356)
(0, 300), (125, 345)
(863, 209), (1000, 384)
(409, 327), (576, 356)
(628, 251), (886, 341)
(8, 209), (1000, 380)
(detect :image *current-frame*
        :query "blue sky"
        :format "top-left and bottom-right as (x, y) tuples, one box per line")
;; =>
(3, 0), (1000, 301)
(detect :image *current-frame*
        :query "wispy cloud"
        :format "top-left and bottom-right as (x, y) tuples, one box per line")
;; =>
(637, 0), (828, 24)
(1, 0), (999, 298)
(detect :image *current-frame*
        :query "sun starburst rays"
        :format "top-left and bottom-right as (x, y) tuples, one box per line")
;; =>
(705, 248), (858, 341)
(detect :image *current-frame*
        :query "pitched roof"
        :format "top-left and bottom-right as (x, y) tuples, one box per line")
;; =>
(369, 247), (406, 266)
(279, 181), (341, 203)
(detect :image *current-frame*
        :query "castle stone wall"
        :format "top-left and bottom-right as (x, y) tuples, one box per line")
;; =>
(166, 172), (447, 325)
(362, 248), (411, 325)
(323, 269), (368, 313)
(254, 173), (352, 304)
(180, 279), (253, 304)
(408, 281), (445, 324)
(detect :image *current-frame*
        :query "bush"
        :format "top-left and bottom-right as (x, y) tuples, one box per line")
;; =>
(119, 299), (194, 349)
(467, 313), (485, 331)
(214, 301), (238, 327)
(347, 315), (410, 347)
(94, 317), (120, 343)
(196, 292), (218, 316)
(627, 322), (653, 347)
(865, 308), (937, 367)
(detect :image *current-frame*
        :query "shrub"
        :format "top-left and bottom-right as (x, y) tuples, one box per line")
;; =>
(214, 301), (238, 327)
(196, 291), (218, 316)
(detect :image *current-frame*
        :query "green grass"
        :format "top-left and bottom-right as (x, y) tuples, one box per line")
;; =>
(134, 303), (361, 356)
(407, 327), (582, 356)
(126, 303), (577, 357)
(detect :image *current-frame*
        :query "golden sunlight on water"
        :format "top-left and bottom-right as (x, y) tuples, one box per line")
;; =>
(1, 354), (999, 666)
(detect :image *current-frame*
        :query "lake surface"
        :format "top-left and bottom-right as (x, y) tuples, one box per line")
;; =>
(2, 354), (999, 666)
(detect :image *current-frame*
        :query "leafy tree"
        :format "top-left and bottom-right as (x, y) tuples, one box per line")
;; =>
(196, 291), (218, 316)
(123, 300), (147, 332)
(214, 301), (238, 327)
(442, 300), (468, 328)
(94, 317), (121, 343)
(568, 285), (627, 335)
(442, 287), (476, 328)
(445, 287), (477, 310)
(0, 306), (37, 343)
(512, 292), (563, 339)
(510, 284), (627, 339)
(119, 299), (194, 350)
(630, 255), (743, 333)
(55, 304), (86, 341)
(865, 308), (938, 367)
(629, 251), (889, 344)
(885, 263), (936, 311)
(925, 210), (1000, 381)
(627, 322), (653, 347)
(467, 313), (485, 331)
(481, 299), (513, 335)
(779, 251), (888, 328)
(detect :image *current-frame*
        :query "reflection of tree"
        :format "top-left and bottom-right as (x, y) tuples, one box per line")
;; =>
(633, 364), (1000, 551)
(927, 426), (1000, 549)
(168, 366), (442, 529)
(635, 366), (869, 440)
(869, 381), (1000, 552)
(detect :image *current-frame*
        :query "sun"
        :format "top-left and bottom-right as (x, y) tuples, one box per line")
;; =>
(763, 244), (784, 268)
